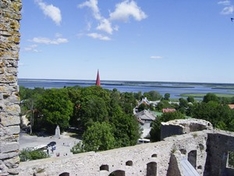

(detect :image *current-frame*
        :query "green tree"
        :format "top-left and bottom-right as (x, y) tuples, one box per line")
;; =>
(119, 92), (136, 114)
(187, 96), (195, 103)
(35, 88), (73, 133)
(134, 91), (143, 100)
(138, 103), (148, 112)
(177, 98), (188, 114)
(150, 118), (161, 142)
(110, 114), (140, 147)
(230, 97), (234, 104)
(161, 111), (185, 121)
(143, 91), (162, 101)
(77, 95), (108, 130)
(82, 122), (115, 152)
(156, 100), (172, 111)
(192, 100), (234, 131)
(164, 93), (170, 101)
(203, 93), (219, 103)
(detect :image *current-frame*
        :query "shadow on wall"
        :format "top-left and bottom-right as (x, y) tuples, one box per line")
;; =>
(59, 172), (69, 176)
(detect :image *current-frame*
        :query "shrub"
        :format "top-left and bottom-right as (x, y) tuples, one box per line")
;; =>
(20, 149), (49, 162)
(70, 142), (85, 154)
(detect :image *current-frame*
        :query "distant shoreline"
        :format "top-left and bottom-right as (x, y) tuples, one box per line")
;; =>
(18, 78), (234, 99)
(18, 78), (234, 86)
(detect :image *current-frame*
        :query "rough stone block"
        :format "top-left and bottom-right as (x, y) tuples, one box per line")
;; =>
(0, 86), (7, 92)
(1, 115), (20, 126)
(0, 152), (18, 160)
(7, 167), (19, 175)
(1, 142), (19, 153)
(4, 156), (20, 168)
(7, 126), (20, 135)
(6, 105), (20, 115)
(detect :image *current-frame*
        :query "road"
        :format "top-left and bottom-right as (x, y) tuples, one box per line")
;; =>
(19, 131), (81, 157)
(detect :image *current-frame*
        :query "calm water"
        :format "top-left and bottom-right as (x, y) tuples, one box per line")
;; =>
(18, 78), (234, 99)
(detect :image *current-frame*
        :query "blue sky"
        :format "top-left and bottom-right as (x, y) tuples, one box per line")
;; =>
(19, 0), (234, 83)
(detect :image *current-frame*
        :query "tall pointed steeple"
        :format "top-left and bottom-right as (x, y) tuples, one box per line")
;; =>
(95, 69), (101, 86)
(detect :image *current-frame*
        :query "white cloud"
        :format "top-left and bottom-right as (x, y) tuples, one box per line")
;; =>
(31, 37), (68, 45)
(79, 0), (112, 34)
(151, 56), (163, 59)
(220, 5), (234, 14)
(78, 0), (101, 20)
(109, 0), (147, 22)
(87, 33), (111, 41)
(78, 0), (147, 36)
(24, 44), (39, 52)
(96, 18), (114, 34)
(35, 0), (62, 25)
(218, 0), (230, 6)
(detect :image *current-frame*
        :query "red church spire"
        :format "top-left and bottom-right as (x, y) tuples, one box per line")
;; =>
(95, 70), (101, 86)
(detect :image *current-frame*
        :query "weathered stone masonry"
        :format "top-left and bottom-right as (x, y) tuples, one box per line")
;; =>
(0, 0), (22, 175)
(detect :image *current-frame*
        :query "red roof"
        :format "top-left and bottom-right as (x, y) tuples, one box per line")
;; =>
(162, 108), (176, 113)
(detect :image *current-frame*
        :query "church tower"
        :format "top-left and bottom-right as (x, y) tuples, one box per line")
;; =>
(95, 69), (101, 86)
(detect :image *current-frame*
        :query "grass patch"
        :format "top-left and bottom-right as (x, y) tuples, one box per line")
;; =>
(180, 93), (234, 98)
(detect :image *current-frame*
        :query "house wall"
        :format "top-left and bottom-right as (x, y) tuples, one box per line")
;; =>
(0, 0), (22, 175)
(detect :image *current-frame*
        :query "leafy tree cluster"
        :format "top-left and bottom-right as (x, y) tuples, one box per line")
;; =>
(143, 91), (162, 101)
(192, 93), (234, 131)
(20, 85), (234, 153)
(20, 86), (140, 152)
(150, 93), (234, 142)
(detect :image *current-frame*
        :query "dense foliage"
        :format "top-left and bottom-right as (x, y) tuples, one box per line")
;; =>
(150, 92), (234, 142)
(35, 88), (73, 133)
(20, 86), (141, 152)
(82, 122), (115, 151)
(20, 85), (234, 152)
(192, 94), (234, 131)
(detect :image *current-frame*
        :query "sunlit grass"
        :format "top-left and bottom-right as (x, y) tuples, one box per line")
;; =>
(180, 93), (234, 98)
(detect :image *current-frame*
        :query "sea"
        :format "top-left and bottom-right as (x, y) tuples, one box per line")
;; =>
(18, 78), (234, 99)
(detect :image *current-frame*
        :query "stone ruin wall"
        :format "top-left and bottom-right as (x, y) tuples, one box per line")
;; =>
(161, 118), (213, 140)
(16, 117), (234, 176)
(204, 130), (234, 176)
(0, 0), (22, 175)
(19, 131), (208, 176)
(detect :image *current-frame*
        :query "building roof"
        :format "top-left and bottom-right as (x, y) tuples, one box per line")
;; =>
(228, 104), (234, 109)
(162, 108), (176, 113)
(135, 110), (156, 121)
